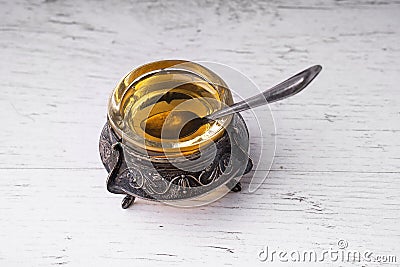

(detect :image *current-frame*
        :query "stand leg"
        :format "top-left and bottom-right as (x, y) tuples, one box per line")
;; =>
(121, 195), (135, 209)
(106, 142), (124, 194)
(226, 179), (242, 192)
(245, 158), (253, 174)
(230, 182), (242, 192)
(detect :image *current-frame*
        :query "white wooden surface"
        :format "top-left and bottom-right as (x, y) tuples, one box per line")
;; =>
(1, 0), (400, 266)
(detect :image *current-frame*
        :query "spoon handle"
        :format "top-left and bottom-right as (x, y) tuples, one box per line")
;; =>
(207, 65), (322, 121)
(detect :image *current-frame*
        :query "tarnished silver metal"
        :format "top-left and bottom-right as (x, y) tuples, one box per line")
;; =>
(99, 113), (253, 209)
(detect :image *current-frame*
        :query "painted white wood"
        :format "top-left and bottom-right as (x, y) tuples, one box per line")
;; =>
(1, 0), (399, 266)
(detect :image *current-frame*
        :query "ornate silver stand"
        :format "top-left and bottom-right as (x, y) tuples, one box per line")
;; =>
(99, 114), (252, 209)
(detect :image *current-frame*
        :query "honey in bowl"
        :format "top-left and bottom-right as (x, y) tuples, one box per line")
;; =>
(101, 60), (252, 208)
(120, 69), (227, 152)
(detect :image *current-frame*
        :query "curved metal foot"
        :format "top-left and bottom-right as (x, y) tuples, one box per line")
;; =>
(245, 158), (253, 174)
(121, 195), (135, 209)
(106, 142), (124, 194)
(226, 180), (242, 192)
(230, 182), (242, 192)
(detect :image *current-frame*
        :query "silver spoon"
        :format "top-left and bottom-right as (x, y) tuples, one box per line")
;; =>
(143, 65), (322, 139)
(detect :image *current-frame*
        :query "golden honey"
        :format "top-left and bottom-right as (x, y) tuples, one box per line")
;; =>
(108, 60), (234, 154)
(124, 70), (220, 142)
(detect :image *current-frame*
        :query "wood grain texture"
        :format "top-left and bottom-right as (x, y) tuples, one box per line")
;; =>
(1, 0), (399, 266)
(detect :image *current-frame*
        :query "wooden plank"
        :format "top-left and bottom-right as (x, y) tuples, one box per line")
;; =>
(0, 0), (399, 265)
(0, 169), (399, 265)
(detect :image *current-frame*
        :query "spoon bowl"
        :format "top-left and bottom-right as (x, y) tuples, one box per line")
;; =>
(141, 110), (204, 139)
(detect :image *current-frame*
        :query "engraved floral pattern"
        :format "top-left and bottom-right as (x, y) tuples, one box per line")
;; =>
(99, 113), (252, 201)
